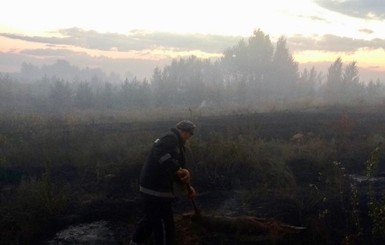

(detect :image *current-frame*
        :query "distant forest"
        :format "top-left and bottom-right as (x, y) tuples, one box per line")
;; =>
(1, 29), (384, 114)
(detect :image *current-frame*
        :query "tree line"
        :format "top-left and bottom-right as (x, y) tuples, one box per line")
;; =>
(1, 29), (384, 114)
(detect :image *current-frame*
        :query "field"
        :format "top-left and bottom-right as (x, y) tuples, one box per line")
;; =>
(1, 106), (385, 244)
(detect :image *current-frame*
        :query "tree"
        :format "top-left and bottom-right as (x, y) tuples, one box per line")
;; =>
(221, 29), (274, 105)
(49, 79), (73, 111)
(0, 73), (13, 105)
(137, 78), (152, 107)
(299, 67), (323, 99)
(97, 82), (115, 109)
(201, 60), (225, 106)
(150, 67), (167, 107)
(74, 81), (94, 109)
(121, 77), (136, 107)
(121, 77), (151, 108)
(324, 57), (343, 104)
(327, 57), (343, 85)
(342, 62), (359, 85)
(323, 58), (366, 105)
(268, 36), (299, 99)
(151, 57), (207, 107)
(366, 79), (384, 104)
(247, 29), (274, 84)
(342, 61), (364, 103)
(20, 62), (41, 81)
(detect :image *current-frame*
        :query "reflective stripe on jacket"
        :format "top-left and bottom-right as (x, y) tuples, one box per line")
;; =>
(139, 128), (186, 199)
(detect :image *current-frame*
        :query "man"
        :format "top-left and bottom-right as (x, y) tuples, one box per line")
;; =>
(130, 120), (197, 245)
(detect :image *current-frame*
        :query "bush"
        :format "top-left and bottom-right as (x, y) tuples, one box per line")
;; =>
(188, 135), (296, 193)
(0, 173), (69, 244)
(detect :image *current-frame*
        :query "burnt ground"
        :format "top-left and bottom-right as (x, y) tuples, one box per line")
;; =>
(3, 107), (385, 244)
(43, 191), (309, 245)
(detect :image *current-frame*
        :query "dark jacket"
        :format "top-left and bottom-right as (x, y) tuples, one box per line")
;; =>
(139, 128), (186, 199)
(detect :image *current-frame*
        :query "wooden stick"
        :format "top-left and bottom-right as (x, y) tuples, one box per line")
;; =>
(186, 183), (200, 215)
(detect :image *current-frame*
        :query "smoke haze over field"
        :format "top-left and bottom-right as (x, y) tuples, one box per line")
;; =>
(0, 1), (385, 115)
(1, 30), (384, 115)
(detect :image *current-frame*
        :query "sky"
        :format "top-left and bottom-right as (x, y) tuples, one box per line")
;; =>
(0, 0), (385, 81)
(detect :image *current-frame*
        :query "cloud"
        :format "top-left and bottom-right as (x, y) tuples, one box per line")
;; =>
(0, 49), (170, 80)
(288, 34), (385, 52)
(309, 16), (327, 21)
(0, 28), (241, 54)
(298, 15), (328, 22)
(0, 33), (78, 46)
(368, 65), (380, 69)
(358, 28), (374, 34)
(315, 0), (385, 20)
(20, 48), (85, 57)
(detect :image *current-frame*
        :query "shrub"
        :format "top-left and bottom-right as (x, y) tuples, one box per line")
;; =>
(0, 172), (69, 244)
(188, 135), (296, 193)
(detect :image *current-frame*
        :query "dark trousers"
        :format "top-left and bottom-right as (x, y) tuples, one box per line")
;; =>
(132, 196), (175, 245)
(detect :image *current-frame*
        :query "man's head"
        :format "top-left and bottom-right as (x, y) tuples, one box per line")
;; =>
(176, 120), (196, 142)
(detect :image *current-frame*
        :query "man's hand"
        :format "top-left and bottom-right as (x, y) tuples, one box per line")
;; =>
(187, 185), (197, 199)
(176, 168), (190, 184)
